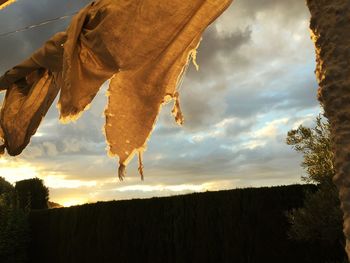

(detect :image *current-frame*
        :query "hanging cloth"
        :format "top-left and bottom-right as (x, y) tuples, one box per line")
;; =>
(0, 0), (233, 179)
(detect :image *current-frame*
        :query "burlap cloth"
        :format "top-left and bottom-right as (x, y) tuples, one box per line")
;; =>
(0, 0), (232, 179)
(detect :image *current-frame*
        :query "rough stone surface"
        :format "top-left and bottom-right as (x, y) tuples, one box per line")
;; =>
(306, 0), (350, 259)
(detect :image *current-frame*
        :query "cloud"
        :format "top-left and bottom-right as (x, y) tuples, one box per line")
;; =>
(0, 0), (91, 73)
(186, 25), (252, 81)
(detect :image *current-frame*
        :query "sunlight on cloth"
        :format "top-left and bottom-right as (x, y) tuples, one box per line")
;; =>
(0, 0), (233, 180)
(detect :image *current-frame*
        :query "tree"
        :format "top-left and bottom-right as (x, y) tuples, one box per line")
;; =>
(286, 114), (343, 246)
(0, 177), (14, 208)
(0, 177), (14, 195)
(0, 177), (50, 261)
(0, 177), (29, 263)
(15, 177), (49, 210)
(286, 115), (335, 185)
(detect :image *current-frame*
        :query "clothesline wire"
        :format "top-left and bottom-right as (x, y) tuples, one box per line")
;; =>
(176, 60), (190, 92)
(0, 11), (77, 38)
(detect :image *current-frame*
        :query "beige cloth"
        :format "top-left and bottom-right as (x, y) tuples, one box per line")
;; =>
(0, 0), (232, 179)
(0, 0), (16, 10)
(0, 32), (66, 155)
(0, 70), (59, 155)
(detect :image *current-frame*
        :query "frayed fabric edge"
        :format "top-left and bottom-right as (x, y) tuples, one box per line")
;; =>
(112, 39), (203, 181)
(57, 102), (92, 124)
(118, 163), (126, 181)
(171, 91), (184, 125)
(169, 37), (202, 126)
(116, 148), (145, 181)
(138, 150), (144, 181)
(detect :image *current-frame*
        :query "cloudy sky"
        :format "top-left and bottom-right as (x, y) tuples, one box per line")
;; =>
(0, 0), (321, 206)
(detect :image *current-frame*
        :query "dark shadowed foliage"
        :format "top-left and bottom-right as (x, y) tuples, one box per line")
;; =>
(0, 177), (13, 195)
(15, 178), (49, 210)
(29, 185), (345, 263)
(0, 177), (29, 263)
(0, 177), (14, 207)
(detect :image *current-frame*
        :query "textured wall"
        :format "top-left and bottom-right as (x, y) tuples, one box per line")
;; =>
(306, 0), (350, 259)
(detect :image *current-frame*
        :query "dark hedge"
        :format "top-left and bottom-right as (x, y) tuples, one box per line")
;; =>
(28, 184), (345, 263)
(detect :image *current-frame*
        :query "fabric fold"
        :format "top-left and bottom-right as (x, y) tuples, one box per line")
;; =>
(0, 70), (58, 156)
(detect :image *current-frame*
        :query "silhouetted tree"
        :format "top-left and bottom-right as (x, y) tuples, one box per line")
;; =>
(0, 177), (14, 195)
(0, 177), (14, 208)
(0, 177), (29, 262)
(286, 114), (343, 246)
(15, 178), (49, 210)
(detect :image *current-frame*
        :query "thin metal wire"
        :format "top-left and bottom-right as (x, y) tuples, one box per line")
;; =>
(176, 58), (190, 92)
(0, 11), (77, 37)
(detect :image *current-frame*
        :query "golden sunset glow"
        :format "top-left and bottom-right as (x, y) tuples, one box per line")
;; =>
(0, 158), (39, 183)
(60, 198), (88, 207)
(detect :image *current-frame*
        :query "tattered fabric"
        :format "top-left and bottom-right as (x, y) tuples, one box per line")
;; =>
(0, 0), (232, 179)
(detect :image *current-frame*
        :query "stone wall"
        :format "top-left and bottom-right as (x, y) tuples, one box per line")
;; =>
(306, 0), (350, 259)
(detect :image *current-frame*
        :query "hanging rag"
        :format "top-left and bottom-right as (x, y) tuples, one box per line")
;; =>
(0, 0), (233, 179)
